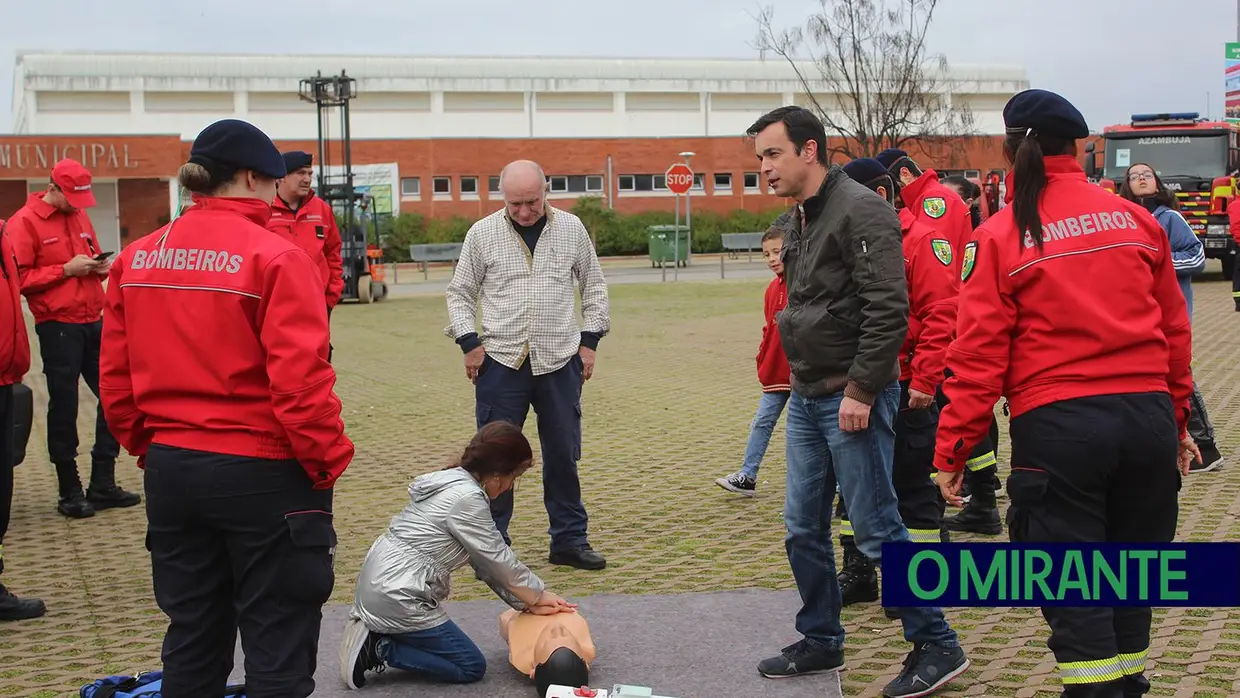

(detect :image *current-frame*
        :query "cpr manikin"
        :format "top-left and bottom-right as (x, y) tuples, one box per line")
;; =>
(500, 609), (595, 695)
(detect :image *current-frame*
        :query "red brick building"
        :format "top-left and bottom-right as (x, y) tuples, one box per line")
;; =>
(0, 133), (1011, 251)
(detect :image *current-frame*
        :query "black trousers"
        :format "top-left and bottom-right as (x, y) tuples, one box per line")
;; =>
(1007, 393), (1179, 698)
(838, 381), (943, 545)
(144, 445), (336, 698)
(1232, 262), (1240, 308)
(475, 354), (588, 553)
(34, 320), (119, 493)
(0, 384), (12, 575)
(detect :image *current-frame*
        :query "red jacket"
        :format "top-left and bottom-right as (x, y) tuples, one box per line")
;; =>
(899, 215), (959, 396)
(268, 193), (345, 308)
(901, 169), (973, 274)
(0, 220), (32, 387)
(756, 275), (791, 392)
(7, 192), (106, 324)
(934, 156), (1193, 473)
(99, 196), (355, 489)
(1229, 196), (1240, 246)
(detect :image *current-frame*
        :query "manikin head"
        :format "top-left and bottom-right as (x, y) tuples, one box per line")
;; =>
(533, 646), (590, 697)
(500, 160), (549, 227)
(746, 106), (829, 203)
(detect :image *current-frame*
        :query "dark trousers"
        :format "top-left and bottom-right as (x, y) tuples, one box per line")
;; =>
(1187, 382), (1216, 449)
(1232, 262), (1240, 309)
(1007, 393), (1179, 698)
(838, 380), (943, 545)
(144, 445), (336, 698)
(376, 619), (487, 684)
(474, 354), (588, 553)
(0, 385), (12, 575)
(34, 320), (119, 494)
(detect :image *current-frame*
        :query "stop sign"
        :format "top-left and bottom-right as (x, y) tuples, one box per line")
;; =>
(665, 163), (695, 195)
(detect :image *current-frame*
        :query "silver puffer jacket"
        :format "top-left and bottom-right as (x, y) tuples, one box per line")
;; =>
(350, 467), (546, 634)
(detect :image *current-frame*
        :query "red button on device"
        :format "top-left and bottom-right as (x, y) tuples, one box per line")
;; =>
(573, 688), (597, 697)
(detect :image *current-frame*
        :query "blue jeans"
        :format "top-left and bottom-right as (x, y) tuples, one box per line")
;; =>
(378, 620), (487, 684)
(783, 382), (958, 650)
(741, 391), (791, 479)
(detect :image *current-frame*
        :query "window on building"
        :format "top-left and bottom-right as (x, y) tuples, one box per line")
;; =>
(690, 174), (705, 191)
(460, 176), (479, 195)
(400, 177), (420, 198)
(743, 172), (760, 191)
(433, 177), (451, 195)
(489, 176), (501, 194)
(546, 175), (606, 194)
(617, 174), (669, 192)
(714, 173), (732, 192)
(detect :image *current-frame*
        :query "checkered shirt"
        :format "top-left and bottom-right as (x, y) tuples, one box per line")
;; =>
(444, 206), (611, 376)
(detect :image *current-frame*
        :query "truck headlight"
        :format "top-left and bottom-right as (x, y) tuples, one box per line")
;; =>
(1208, 224), (1228, 236)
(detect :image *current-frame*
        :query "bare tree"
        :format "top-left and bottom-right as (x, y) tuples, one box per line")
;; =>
(753, 0), (977, 163)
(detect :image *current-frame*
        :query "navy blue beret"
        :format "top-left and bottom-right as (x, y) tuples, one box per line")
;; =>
(283, 151), (313, 175)
(1003, 89), (1089, 139)
(843, 157), (891, 187)
(875, 149), (908, 168)
(188, 119), (286, 180)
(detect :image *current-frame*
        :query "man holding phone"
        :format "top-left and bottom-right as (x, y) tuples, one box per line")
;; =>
(7, 159), (140, 519)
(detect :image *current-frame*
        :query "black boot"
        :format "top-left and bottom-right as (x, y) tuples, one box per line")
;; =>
(86, 461), (142, 511)
(944, 470), (1002, 535)
(0, 583), (46, 621)
(57, 488), (95, 519)
(837, 543), (878, 606)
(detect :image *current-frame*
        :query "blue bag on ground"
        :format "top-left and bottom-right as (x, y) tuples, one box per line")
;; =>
(80, 671), (247, 697)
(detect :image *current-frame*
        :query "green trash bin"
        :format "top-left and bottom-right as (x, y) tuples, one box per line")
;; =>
(647, 225), (690, 268)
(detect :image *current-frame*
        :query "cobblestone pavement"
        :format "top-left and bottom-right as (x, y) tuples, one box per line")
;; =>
(2, 272), (1240, 697)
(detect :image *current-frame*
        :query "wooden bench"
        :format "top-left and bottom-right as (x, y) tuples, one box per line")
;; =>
(721, 232), (765, 261)
(409, 243), (463, 280)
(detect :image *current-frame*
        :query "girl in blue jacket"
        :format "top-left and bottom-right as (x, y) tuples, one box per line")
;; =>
(1121, 163), (1223, 472)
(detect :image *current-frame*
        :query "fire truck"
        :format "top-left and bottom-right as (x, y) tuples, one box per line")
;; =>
(1084, 112), (1240, 279)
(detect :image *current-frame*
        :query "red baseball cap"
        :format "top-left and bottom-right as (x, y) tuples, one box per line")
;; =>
(51, 159), (96, 209)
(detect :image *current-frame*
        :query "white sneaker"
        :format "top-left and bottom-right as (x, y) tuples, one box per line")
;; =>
(340, 617), (383, 689)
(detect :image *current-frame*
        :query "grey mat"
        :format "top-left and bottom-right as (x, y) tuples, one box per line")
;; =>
(229, 588), (844, 698)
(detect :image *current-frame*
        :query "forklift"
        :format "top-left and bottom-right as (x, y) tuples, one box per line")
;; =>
(298, 70), (388, 304)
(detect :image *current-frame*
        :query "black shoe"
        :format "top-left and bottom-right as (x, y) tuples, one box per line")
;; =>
(714, 471), (757, 497)
(339, 618), (385, 689)
(943, 502), (1002, 535)
(883, 642), (969, 697)
(549, 546), (607, 571)
(757, 639), (844, 679)
(838, 553), (878, 606)
(1190, 443), (1224, 473)
(86, 484), (142, 510)
(57, 490), (95, 519)
(0, 584), (46, 621)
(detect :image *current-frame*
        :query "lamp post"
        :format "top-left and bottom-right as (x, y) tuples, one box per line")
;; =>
(679, 151), (695, 265)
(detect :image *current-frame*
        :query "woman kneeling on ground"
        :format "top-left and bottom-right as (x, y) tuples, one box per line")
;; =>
(340, 421), (577, 690)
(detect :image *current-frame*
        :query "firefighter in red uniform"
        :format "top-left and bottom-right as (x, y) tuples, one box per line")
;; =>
(98, 118), (355, 698)
(935, 89), (1197, 698)
(0, 215), (45, 622)
(881, 150), (1005, 535)
(1228, 193), (1240, 311)
(7, 159), (141, 518)
(269, 151), (344, 358)
(833, 157), (958, 610)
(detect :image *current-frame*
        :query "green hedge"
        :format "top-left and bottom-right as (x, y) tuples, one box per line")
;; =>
(370, 196), (790, 261)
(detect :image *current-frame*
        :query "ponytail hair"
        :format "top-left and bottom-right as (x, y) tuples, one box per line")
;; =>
(1003, 129), (1073, 253)
(447, 421), (533, 479)
(176, 157), (240, 196)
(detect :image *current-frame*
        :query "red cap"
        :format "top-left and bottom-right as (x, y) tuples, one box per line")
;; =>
(51, 159), (96, 209)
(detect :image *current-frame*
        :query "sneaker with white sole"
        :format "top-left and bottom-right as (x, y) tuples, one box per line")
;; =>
(340, 617), (385, 689)
(715, 471), (756, 496)
(1190, 443), (1225, 473)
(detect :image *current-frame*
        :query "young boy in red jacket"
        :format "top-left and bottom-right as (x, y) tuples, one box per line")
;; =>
(715, 214), (795, 496)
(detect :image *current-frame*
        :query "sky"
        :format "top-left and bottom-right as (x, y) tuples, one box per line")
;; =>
(0, 0), (1236, 134)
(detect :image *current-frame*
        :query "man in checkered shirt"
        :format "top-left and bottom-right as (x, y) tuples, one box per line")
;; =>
(444, 160), (611, 571)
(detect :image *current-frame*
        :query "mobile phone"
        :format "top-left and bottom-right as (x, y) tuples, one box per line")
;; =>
(94, 251), (114, 262)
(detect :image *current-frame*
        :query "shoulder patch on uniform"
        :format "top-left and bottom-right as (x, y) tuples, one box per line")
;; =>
(930, 239), (952, 266)
(923, 196), (947, 219)
(961, 241), (978, 282)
